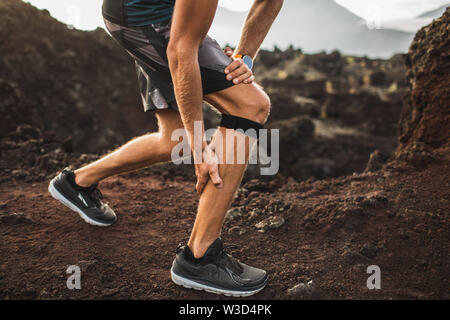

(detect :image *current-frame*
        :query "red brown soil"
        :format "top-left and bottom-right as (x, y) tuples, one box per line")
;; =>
(0, 3), (449, 299)
(0, 154), (448, 299)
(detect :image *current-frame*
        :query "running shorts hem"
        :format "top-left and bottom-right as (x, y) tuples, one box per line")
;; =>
(103, 17), (235, 112)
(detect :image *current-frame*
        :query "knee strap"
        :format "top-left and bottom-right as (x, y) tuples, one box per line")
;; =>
(220, 114), (263, 139)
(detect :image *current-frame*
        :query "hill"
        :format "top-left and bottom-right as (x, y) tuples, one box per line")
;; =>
(211, 0), (414, 58)
(0, 0), (155, 153)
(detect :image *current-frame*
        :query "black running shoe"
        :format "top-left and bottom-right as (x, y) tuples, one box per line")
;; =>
(48, 168), (117, 226)
(171, 238), (268, 297)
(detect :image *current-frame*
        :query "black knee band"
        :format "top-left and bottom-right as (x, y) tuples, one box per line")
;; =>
(220, 114), (263, 139)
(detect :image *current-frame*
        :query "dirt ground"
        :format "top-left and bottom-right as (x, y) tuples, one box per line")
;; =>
(0, 152), (448, 300)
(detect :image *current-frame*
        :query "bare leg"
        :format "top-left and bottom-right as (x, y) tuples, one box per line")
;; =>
(188, 83), (270, 257)
(74, 109), (184, 187)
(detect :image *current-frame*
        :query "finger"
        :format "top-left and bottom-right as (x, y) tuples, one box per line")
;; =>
(224, 47), (233, 57)
(196, 173), (209, 194)
(243, 75), (255, 84)
(234, 71), (253, 85)
(228, 65), (250, 83)
(224, 59), (242, 75)
(209, 166), (223, 188)
(225, 59), (242, 75)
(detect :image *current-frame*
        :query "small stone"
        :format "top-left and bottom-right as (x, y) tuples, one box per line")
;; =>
(287, 280), (315, 298)
(11, 169), (26, 179)
(225, 207), (243, 221)
(0, 202), (7, 210)
(228, 226), (246, 236)
(360, 243), (378, 258)
(248, 209), (261, 220)
(255, 216), (285, 233)
(237, 188), (249, 197)
(248, 191), (259, 200)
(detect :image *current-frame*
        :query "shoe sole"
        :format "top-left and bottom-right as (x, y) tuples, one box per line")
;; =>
(48, 178), (113, 227)
(170, 268), (266, 297)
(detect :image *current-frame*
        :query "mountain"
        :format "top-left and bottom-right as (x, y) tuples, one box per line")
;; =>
(211, 0), (414, 58)
(382, 4), (449, 33)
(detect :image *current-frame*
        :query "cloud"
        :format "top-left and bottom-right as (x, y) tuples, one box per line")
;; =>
(335, 0), (450, 20)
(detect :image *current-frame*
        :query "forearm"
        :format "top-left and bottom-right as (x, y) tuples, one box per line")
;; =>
(168, 51), (206, 159)
(166, 0), (219, 159)
(234, 0), (283, 59)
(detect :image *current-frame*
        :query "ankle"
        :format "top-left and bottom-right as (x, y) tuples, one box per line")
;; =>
(187, 242), (206, 259)
(187, 237), (215, 259)
(73, 170), (96, 188)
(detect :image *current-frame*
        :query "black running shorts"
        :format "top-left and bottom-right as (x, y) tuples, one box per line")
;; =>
(104, 18), (235, 112)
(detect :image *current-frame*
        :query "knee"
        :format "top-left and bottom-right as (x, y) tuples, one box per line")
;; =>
(243, 91), (271, 124)
(258, 93), (271, 124)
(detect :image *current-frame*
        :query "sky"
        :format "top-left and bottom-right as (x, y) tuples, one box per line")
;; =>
(23, 0), (253, 30)
(23, 0), (449, 31)
(335, 0), (449, 20)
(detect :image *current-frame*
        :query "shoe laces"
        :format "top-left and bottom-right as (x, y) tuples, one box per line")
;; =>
(176, 243), (243, 274)
(176, 242), (184, 254)
(219, 245), (244, 274)
(87, 184), (103, 206)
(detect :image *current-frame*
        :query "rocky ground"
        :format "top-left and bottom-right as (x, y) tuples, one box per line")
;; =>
(0, 1), (449, 299)
(0, 147), (448, 300)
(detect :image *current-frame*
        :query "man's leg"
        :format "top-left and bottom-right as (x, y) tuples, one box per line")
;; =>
(188, 82), (270, 258)
(74, 109), (184, 187)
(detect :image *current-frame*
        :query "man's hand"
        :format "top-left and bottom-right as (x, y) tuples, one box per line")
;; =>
(223, 47), (255, 85)
(195, 145), (223, 194)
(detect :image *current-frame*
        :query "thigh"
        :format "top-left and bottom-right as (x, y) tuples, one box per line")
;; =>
(155, 109), (185, 139)
(204, 82), (269, 119)
(155, 82), (268, 136)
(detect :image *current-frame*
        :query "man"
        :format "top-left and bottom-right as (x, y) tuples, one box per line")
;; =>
(48, 0), (283, 297)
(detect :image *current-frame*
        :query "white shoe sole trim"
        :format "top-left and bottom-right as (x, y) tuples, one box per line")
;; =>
(48, 179), (113, 227)
(170, 268), (266, 297)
